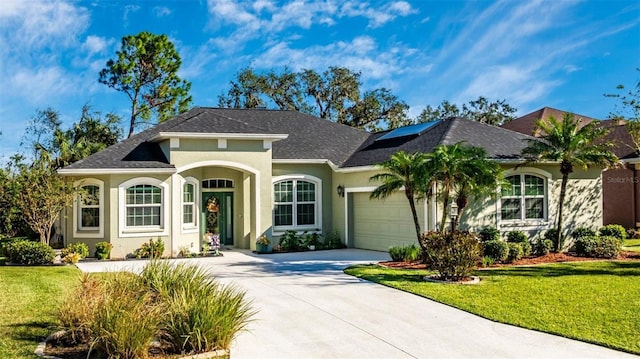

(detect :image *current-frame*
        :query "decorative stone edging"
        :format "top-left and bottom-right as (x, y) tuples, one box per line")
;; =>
(34, 330), (65, 359)
(423, 275), (480, 285)
(35, 330), (229, 359)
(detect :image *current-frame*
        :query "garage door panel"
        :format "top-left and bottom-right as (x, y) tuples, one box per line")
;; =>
(352, 192), (423, 251)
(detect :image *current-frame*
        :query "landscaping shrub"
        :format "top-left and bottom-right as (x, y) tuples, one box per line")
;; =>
(479, 226), (500, 242)
(572, 227), (597, 239)
(506, 230), (527, 243)
(481, 256), (495, 267)
(532, 237), (553, 256)
(95, 241), (113, 260)
(324, 230), (346, 249)
(506, 230), (531, 257)
(61, 242), (89, 260)
(0, 236), (31, 257)
(279, 230), (303, 251)
(544, 229), (564, 252)
(303, 231), (322, 249)
(506, 242), (524, 262)
(4, 240), (55, 265)
(61, 252), (81, 264)
(482, 240), (508, 262)
(389, 244), (421, 262)
(627, 228), (640, 239)
(420, 231), (481, 281)
(575, 236), (621, 258)
(599, 224), (627, 242)
(133, 238), (164, 258)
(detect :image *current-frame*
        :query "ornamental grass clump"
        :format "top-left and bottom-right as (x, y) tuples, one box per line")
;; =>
(420, 231), (481, 281)
(388, 244), (421, 262)
(57, 260), (254, 357)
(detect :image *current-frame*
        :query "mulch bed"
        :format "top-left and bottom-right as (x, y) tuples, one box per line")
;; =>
(379, 251), (640, 270)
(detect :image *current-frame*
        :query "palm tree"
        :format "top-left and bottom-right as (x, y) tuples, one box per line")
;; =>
(370, 151), (431, 245)
(428, 143), (502, 231)
(522, 113), (618, 251)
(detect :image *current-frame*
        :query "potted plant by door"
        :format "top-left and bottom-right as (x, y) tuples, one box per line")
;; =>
(256, 235), (271, 254)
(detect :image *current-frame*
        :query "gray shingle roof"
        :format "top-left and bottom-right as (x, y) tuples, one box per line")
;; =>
(62, 107), (371, 170)
(341, 117), (538, 168)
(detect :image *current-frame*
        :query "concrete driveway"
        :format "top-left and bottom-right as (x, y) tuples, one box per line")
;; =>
(76, 249), (636, 359)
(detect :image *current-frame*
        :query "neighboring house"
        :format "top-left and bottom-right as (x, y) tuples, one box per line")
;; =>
(503, 107), (640, 229)
(58, 107), (604, 258)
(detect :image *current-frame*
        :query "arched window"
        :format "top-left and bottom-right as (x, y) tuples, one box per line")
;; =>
(73, 179), (104, 238)
(273, 175), (322, 231)
(118, 178), (168, 237)
(501, 174), (546, 221)
(126, 184), (162, 226)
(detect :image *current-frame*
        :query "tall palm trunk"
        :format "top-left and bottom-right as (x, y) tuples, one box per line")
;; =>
(556, 161), (573, 251)
(406, 189), (423, 250)
(439, 184), (451, 233)
(453, 193), (469, 231)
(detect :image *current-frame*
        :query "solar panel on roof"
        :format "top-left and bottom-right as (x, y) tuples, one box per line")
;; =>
(375, 121), (440, 142)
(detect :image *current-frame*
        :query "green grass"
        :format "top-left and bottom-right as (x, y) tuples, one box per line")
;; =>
(0, 266), (80, 358)
(345, 261), (640, 354)
(622, 239), (640, 253)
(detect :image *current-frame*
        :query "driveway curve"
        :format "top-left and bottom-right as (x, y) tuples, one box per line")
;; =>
(76, 249), (636, 359)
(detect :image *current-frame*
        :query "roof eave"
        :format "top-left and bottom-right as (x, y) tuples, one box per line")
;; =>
(58, 168), (177, 176)
(149, 132), (289, 142)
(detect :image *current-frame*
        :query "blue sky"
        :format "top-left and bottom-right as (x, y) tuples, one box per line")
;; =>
(0, 0), (638, 162)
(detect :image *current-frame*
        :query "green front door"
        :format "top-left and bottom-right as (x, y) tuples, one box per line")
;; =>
(202, 192), (233, 246)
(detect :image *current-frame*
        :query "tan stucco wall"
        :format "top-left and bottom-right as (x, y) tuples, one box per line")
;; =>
(330, 164), (603, 251)
(170, 138), (275, 250)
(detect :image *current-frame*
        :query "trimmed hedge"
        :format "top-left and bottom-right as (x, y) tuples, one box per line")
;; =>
(532, 238), (553, 256)
(599, 224), (627, 242)
(479, 226), (500, 242)
(506, 230), (531, 257)
(483, 240), (509, 262)
(575, 236), (621, 258)
(4, 240), (55, 265)
(507, 242), (524, 262)
(572, 227), (597, 239)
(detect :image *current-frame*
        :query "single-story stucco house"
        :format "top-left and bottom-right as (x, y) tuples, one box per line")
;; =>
(503, 107), (640, 229)
(57, 107), (605, 258)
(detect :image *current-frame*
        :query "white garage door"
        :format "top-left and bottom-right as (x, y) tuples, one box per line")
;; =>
(352, 192), (424, 251)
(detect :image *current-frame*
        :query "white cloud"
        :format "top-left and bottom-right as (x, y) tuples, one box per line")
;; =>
(82, 36), (112, 56)
(0, 0), (90, 51)
(8, 66), (77, 104)
(205, 0), (415, 51)
(339, 1), (417, 28)
(123, 5), (141, 21)
(250, 36), (419, 84)
(153, 6), (171, 17)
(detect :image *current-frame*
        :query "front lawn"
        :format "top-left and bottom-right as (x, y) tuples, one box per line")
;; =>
(0, 266), (80, 358)
(345, 261), (640, 354)
(623, 239), (640, 253)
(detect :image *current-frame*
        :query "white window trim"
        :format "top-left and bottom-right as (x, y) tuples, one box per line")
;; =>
(118, 177), (169, 238)
(497, 167), (551, 228)
(73, 179), (104, 238)
(181, 176), (199, 233)
(272, 174), (322, 235)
